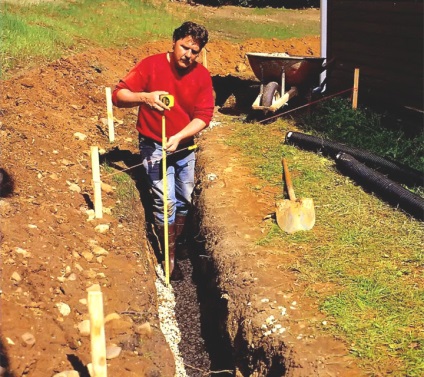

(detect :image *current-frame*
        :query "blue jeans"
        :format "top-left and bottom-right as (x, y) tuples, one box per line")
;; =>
(139, 136), (195, 226)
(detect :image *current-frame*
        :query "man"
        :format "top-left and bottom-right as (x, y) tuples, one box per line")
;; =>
(112, 21), (214, 280)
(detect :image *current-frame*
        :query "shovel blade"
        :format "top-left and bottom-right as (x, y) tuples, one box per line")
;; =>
(276, 198), (315, 233)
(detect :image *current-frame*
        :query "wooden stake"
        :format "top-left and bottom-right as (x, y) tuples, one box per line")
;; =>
(88, 290), (107, 377)
(91, 146), (103, 219)
(352, 68), (359, 109)
(105, 87), (115, 143)
(202, 48), (208, 69)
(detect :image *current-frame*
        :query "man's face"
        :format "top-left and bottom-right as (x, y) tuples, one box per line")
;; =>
(172, 36), (201, 70)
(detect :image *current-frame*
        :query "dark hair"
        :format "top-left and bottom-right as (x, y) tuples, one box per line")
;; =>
(173, 21), (209, 49)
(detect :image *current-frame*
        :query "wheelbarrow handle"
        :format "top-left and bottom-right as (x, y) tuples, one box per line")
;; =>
(282, 158), (297, 201)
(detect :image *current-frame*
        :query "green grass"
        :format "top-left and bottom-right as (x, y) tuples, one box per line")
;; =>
(0, 0), (319, 76)
(201, 13), (318, 42)
(224, 115), (424, 376)
(298, 97), (424, 175)
(0, 0), (182, 75)
(102, 162), (139, 221)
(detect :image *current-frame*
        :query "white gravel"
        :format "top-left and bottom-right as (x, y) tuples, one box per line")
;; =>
(154, 265), (187, 377)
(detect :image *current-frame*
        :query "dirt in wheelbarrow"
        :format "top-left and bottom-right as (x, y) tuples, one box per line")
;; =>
(0, 32), (363, 377)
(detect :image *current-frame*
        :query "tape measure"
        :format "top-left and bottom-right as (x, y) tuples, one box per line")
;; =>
(159, 94), (174, 108)
(161, 94), (174, 286)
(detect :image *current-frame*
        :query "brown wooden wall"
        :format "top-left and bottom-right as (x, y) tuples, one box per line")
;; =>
(326, 0), (423, 112)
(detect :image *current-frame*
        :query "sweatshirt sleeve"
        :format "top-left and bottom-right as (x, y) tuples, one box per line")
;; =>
(193, 70), (214, 125)
(112, 60), (146, 106)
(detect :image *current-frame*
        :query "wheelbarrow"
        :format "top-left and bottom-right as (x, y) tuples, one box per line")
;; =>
(246, 52), (327, 112)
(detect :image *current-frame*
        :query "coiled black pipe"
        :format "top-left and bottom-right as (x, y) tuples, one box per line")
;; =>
(285, 131), (423, 187)
(335, 153), (424, 220)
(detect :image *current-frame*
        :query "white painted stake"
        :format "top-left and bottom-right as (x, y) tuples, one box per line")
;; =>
(91, 146), (103, 219)
(352, 68), (359, 109)
(202, 48), (208, 69)
(105, 87), (115, 143)
(88, 290), (107, 377)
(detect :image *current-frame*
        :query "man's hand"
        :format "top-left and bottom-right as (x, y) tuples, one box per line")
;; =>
(165, 134), (182, 153)
(142, 91), (171, 111)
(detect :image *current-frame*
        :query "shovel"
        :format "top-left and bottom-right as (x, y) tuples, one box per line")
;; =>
(276, 158), (315, 233)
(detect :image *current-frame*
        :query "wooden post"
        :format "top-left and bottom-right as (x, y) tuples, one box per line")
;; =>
(352, 68), (359, 109)
(88, 290), (107, 377)
(91, 146), (103, 219)
(202, 48), (208, 69)
(105, 87), (115, 143)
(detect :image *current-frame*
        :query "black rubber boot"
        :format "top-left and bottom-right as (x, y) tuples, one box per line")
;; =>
(175, 213), (189, 260)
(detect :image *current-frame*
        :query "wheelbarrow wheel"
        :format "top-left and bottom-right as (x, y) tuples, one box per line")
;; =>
(261, 81), (281, 107)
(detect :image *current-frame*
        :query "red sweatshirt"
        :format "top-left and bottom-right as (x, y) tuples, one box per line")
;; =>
(112, 53), (214, 144)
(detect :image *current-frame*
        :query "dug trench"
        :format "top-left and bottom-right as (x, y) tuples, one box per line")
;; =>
(0, 37), (365, 376)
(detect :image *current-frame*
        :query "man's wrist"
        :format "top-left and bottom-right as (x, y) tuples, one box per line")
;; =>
(139, 92), (148, 104)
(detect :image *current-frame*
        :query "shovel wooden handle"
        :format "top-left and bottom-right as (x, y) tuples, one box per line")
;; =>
(282, 158), (296, 201)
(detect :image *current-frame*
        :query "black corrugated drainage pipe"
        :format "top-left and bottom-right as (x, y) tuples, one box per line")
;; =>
(285, 131), (423, 187)
(335, 153), (424, 221)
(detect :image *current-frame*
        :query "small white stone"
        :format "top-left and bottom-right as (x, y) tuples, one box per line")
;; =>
(265, 315), (275, 325)
(15, 247), (31, 258)
(261, 298), (269, 303)
(81, 251), (93, 262)
(86, 209), (95, 221)
(74, 132), (87, 141)
(5, 337), (14, 345)
(77, 320), (90, 336)
(21, 332), (36, 346)
(53, 371), (80, 377)
(56, 302), (71, 316)
(74, 263), (84, 272)
(135, 322), (152, 336)
(94, 224), (110, 233)
(91, 245), (109, 256)
(104, 313), (120, 323)
(106, 345), (122, 359)
(11, 272), (22, 282)
(207, 173), (217, 181)
(69, 183), (81, 193)
(101, 182), (114, 193)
